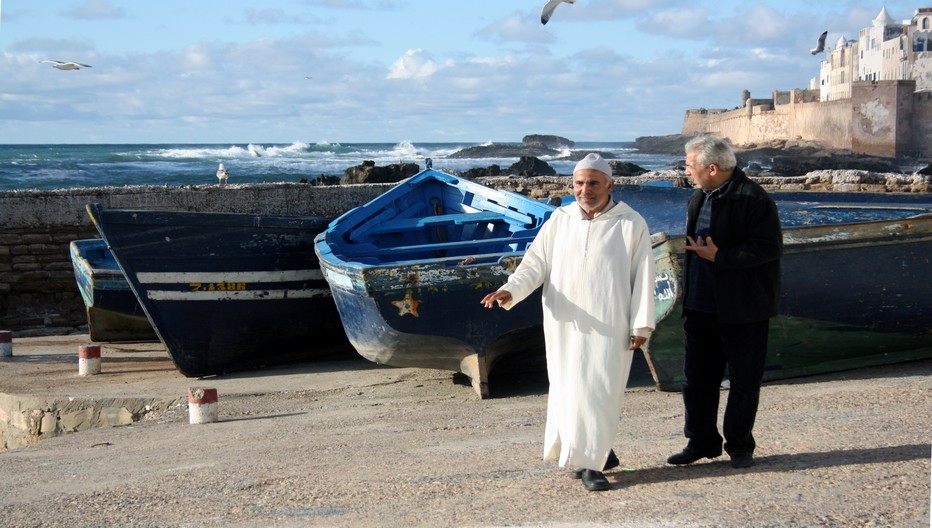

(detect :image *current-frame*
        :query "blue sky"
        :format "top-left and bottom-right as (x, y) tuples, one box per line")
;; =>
(0, 0), (922, 144)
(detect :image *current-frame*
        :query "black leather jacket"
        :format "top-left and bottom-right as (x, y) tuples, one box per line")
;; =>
(683, 169), (783, 323)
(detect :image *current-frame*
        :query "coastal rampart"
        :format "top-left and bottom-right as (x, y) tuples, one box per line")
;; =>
(683, 81), (932, 157)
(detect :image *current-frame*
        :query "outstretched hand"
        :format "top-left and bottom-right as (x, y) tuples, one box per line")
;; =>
(481, 290), (513, 309)
(681, 235), (718, 262)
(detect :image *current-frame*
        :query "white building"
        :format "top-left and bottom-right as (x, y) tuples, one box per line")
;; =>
(816, 6), (932, 101)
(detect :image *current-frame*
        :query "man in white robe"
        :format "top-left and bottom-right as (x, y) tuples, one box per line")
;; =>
(481, 153), (655, 491)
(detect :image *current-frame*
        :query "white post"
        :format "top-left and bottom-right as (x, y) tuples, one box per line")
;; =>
(78, 344), (101, 376)
(188, 387), (219, 424)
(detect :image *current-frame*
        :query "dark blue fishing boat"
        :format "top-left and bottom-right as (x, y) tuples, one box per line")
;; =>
(314, 168), (556, 398)
(69, 238), (157, 342)
(86, 205), (351, 377)
(644, 205), (932, 391)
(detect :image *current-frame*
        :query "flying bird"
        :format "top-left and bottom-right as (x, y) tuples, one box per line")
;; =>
(541, 0), (575, 25)
(41, 60), (93, 70)
(810, 31), (828, 55)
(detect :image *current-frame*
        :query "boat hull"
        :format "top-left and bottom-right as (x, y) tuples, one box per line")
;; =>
(644, 214), (932, 391)
(86, 205), (351, 377)
(69, 239), (158, 342)
(320, 255), (545, 397)
(315, 169), (557, 397)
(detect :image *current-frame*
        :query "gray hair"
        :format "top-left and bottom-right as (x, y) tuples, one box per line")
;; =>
(684, 134), (737, 172)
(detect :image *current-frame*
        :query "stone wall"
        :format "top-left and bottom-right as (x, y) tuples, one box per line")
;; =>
(682, 81), (932, 156)
(2, 176), (928, 336)
(0, 182), (393, 336)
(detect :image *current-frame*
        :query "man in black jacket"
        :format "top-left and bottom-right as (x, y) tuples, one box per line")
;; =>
(667, 134), (783, 469)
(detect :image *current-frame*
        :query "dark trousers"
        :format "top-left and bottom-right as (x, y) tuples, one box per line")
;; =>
(681, 310), (769, 456)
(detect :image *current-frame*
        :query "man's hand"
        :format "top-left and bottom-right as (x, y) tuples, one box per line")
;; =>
(481, 290), (513, 309)
(629, 335), (647, 350)
(681, 235), (718, 262)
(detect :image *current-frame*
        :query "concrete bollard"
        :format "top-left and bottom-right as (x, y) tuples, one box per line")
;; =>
(78, 344), (102, 375)
(0, 330), (11, 357)
(188, 387), (219, 424)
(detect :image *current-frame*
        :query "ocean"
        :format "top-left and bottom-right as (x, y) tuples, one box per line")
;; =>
(0, 141), (682, 192)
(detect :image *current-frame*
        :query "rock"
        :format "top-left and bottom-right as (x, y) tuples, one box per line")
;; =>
(918, 164), (932, 176)
(563, 151), (616, 161)
(304, 175), (341, 186)
(521, 134), (575, 150)
(447, 143), (557, 159)
(633, 134), (694, 155)
(461, 165), (502, 179)
(610, 161), (648, 177)
(342, 160), (420, 184)
(506, 156), (556, 177)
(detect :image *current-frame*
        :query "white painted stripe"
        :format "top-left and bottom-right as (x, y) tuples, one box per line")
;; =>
(136, 269), (323, 284)
(146, 289), (332, 301)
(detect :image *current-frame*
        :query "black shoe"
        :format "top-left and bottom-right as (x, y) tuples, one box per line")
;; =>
(666, 446), (722, 465)
(570, 449), (620, 479)
(581, 470), (610, 491)
(729, 453), (754, 468)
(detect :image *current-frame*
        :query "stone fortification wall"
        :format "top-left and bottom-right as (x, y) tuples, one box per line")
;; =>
(0, 183), (393, 335)
(682, 96), (852, 149)
(682, 82), (932, 156)
(912, 91), (932, 156)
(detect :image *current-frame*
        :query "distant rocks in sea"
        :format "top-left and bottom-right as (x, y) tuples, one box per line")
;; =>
(305, 133), (930, 192)
(447, 134), (577, 159)
(341, 160), (420, 184)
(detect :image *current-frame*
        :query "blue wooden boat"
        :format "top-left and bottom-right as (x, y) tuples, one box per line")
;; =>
(69, 238), (158, 342)
(645, 208), (932, 391)
(86, 205), (351, 377)
(314, 168), (556, 398)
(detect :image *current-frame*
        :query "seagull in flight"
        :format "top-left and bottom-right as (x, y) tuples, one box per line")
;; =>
(41, 60), (93, 70)
(541, 0), (575, 25)
(810, 31), (828, 55)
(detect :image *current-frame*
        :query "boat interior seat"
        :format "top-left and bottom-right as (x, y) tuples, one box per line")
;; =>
(338, 235), (537, 264)
(361, 211), (510, 236)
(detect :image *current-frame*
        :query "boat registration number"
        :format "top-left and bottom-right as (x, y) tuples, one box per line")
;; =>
(188, 282), (248, 292)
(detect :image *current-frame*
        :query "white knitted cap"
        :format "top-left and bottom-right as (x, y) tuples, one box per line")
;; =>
(573, 153), (613, 179)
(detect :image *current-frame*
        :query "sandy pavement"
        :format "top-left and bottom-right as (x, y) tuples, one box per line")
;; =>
(0, 335), (930, 527)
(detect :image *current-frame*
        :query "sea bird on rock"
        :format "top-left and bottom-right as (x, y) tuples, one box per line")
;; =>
(41, 60), (93, 70)
(216, 163), (229, 186)
(541, 0), (574, 25)
(810, 31), (828, 54)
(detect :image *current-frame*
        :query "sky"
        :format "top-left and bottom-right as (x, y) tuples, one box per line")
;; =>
(0, 0), (924, 144)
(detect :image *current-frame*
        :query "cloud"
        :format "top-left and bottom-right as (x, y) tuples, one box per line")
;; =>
(387, 49), (443, 79)
(244, 9), (290, 25)
(63, 0), (127, 20)
(474, 12), (554, 44)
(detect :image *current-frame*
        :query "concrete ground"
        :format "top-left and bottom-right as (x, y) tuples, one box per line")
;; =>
(0, 334), (930, 527)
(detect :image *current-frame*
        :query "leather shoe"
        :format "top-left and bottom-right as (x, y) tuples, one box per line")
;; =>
(581, 470), (610, 491)
(730, 453), (754, 468)
(570, 449), (620, 479)
(666, 446), (722, 465)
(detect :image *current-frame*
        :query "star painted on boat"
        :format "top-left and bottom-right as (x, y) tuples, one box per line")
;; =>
(391, 290), (421, 317)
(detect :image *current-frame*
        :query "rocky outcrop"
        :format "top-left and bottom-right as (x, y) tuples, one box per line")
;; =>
(633, 134), (693, 155)
(521, 135), (575, 150)
(507, 156), (556, 177)
(461, 165), (503, 179)
(448, 134), (576, 159)
(610, 161), (649, 177)
(343, 161), (419, 184)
